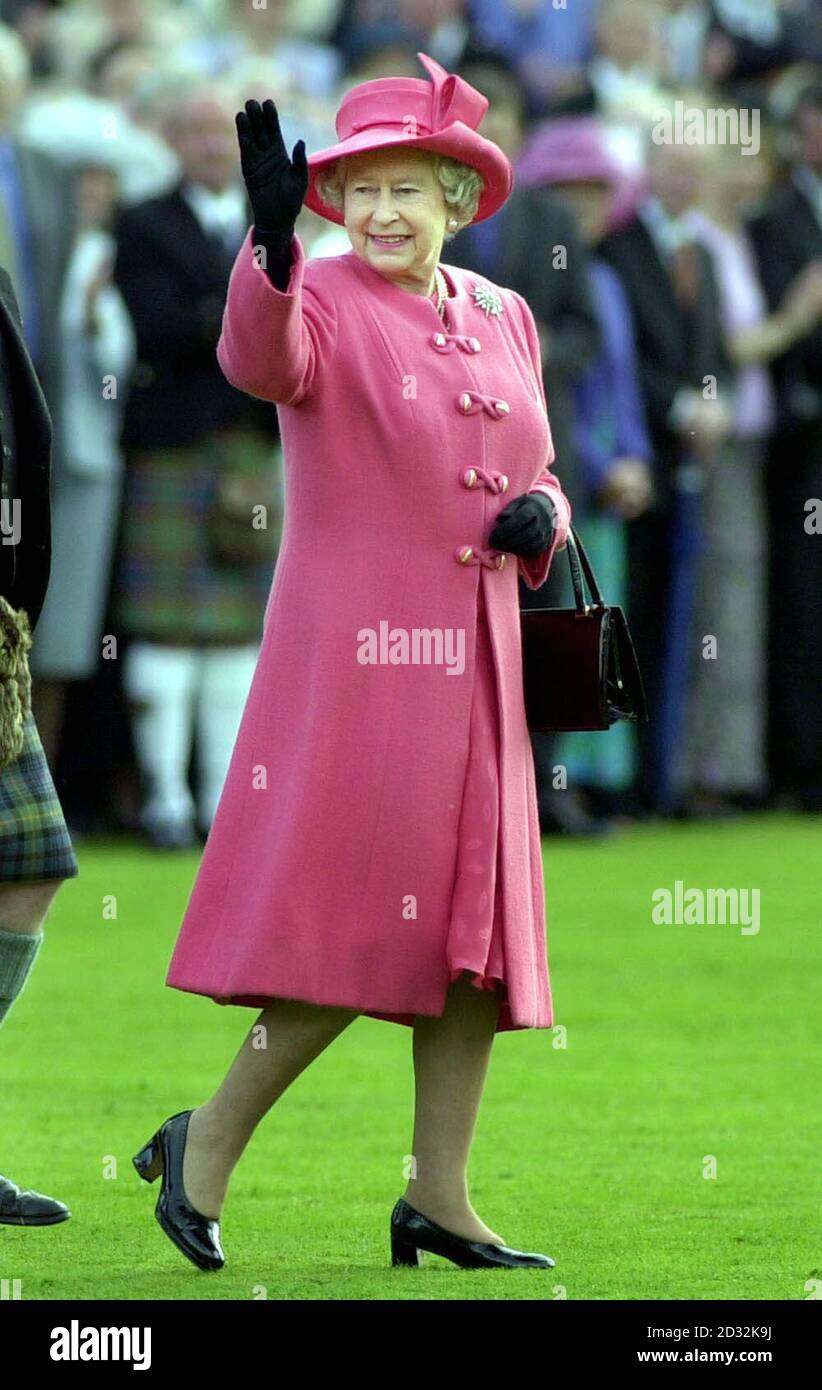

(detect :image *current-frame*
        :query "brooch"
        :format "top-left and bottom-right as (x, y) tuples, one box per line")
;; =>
(472, 282), (503, 318)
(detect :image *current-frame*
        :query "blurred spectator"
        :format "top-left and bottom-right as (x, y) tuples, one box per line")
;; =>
(587, 0), (672, 160)
(45, 0), (198, 84)
(661, 1), (713, 87)
(111, 78), (283, 849)
(466, 0), (601, 118)
(703, 0), (822, 90)
(172, 4), (347, 201)
(526, 118), (655, 819)
(178, 0), (343, 95)
(449, 49), (606, 836)
(29, 154), (135, 768)
(27, 153), (134, 767)
(676, 142), (800, 813)
(338, 22), (429, 82)
(600, 118), (732, 811)
(542, 0), (686, 176)
(89, 39), (162, 108)
(332, 0), (466, 72)
(0, 20), (77, 537)
(0, 0), (58, 77)
(749, 80), (822, 812)
(18, 80), (179, 206)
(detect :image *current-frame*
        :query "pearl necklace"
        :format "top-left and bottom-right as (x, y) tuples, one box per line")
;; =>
(433, 266), (448, 318)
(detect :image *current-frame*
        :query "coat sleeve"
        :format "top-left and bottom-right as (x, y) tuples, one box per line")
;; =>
(217, 229), (338, 406)
(509, 289), (572, 591)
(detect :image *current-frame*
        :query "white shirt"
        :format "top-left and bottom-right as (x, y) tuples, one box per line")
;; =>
(181, 181), (248, 248)
(639, 195), (700, 260)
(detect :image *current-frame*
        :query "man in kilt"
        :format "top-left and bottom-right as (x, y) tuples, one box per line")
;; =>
(0, 260), (78, 1226)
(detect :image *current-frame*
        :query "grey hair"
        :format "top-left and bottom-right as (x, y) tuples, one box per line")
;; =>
(315, 151), (484, 241)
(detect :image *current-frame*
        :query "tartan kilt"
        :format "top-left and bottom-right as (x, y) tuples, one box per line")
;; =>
(112, 428), (283, 644)
(0, 712), (79, 883)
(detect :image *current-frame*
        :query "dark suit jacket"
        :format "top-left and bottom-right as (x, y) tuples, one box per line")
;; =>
(748, 176), (822, 430)
(446, 186), (601, 514)
(0, 267), (51, 629)
(599, 212), (730, 489)
(113, 182), (280, 451)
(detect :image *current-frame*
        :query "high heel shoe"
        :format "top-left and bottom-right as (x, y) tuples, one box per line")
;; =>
(390, 1196), (555, 1270)
(133, 1110), (225, 1272)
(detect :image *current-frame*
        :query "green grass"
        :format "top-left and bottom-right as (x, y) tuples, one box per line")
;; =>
(1, 814), (820, 1300)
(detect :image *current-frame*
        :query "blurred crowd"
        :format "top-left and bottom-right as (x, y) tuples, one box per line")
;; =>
(0, 0), (820, 842)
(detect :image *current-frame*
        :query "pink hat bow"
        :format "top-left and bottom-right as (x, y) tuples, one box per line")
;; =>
(415, 52), (489, 135)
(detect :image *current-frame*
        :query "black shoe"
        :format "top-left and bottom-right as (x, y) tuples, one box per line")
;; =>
(390, 1197), (555, 1269)
(133, 1110), (224, 1271)
(0, 1173), (71, 1226)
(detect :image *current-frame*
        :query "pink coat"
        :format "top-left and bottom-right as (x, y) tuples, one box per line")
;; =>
(165, 230), (571, 1029)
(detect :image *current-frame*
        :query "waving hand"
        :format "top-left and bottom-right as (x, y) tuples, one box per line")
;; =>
(235, 99), (308, 235)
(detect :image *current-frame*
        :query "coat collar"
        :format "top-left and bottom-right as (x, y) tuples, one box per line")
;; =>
(342, 247), (466, 322)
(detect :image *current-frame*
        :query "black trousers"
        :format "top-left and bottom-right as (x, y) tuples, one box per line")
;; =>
(624, 503), (674, 810)
(765, 418), (822, 803)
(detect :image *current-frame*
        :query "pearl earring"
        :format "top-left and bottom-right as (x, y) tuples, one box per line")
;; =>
(448, 218), (458, 228)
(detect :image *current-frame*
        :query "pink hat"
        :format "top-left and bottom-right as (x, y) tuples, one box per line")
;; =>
(514, 116), (644, 233)
(515, 117), (623, 190)
(304, 51), (513, 226)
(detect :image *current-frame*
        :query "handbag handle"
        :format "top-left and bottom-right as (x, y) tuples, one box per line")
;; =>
(564, 525), (605, 616)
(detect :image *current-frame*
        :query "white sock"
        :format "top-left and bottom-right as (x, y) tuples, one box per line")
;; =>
(123, 643), (200, 827)
(194, 645), (259, 828)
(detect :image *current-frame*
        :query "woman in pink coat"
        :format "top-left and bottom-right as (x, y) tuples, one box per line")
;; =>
(133, 53), (571, 1274)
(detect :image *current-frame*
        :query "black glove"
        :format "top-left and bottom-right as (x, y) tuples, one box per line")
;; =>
(236, 98), (308, 234)
(253, 225), (297, 292)
(488, 491), (556, 557)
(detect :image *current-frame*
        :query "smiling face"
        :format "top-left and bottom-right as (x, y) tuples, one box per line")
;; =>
(342, 146), (451, 295)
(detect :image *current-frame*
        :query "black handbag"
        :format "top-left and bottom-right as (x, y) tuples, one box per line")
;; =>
(519, 526), (648, 733)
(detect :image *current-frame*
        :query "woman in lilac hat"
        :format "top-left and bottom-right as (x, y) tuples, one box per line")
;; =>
(134, 53), (571, 1274)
